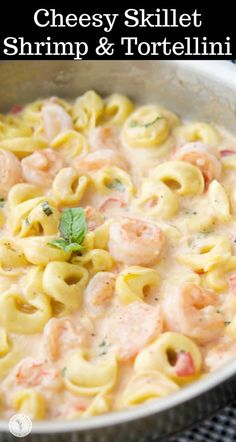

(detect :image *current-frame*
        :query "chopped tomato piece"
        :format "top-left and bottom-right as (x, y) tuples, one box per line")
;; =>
(175, 351), (196, 377)
(10, 104), (23, 114)
(220, 150), (236, 157)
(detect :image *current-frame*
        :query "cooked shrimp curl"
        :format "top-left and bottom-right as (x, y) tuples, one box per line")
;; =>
(21, 148), (66, 187)
(85, 206), (105, 231)
(75, 149), (128, 172)
(163, 283), (224, 344)
(0, 148), (22, 197)
(174, 142), (222, 188)
(108, 218), (165, 266)
(42, 102), (73, 141)
(84, 271), (116, 317)
(14, 357), (62, 391)
(43, 318), (87, 362)
(88, 126), (119, 151)
(106, 302), (163, 361)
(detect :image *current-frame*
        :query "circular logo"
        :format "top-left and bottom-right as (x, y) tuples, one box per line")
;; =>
(8, 413), (32, 438)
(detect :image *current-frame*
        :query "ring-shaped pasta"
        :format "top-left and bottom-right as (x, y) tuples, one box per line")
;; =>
(18, 236), (71, 266)
(208, 179), (231, 223)
(0, 292), (51, 334)
(8, 183), (42, 210)
(178, 235), (232, 272)
(50, 130), (90, 160)
(9, 196), (57, 237)
(115, 266), (159, 304)
(63, 350), (117, 396)
(0, 239), (28, 277)
(135, 332), (202, 384)
(43, 262), (89, 309)
(134, 179), (179, 219)
(0, 137), (47, 159)
(173, 122), (219, 147)
(204, 256), (236, 292)
(12, 389), (45, 420)
(151, 161), (204, 196)
(92, 166), (135, 201)
(102, 94), (134, 126)
(52, 167), (90, 206)
(122, 105), (179, 148)
(0, 335), (26, 380)
(120, 370), (179, 407)
(72, 249), (114, 274)
(72, 91), (104, 132)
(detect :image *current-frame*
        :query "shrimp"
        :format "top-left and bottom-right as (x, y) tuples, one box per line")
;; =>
(0, 148), (22, 197)
(84, 272), (116, 316)
(205, 338), (236, 371)
(106, 302), (163, 361)
(21, 148), (66, 187)
(75, 149), (128, 172)
(108, 218), (165, 266)
(163, 283), (224, 344)
(85, 206), (105, 231)
(52, 396), (89, 419)
(15, 357), (62, 390)
(174, 142), (222, 187)
(88, 126), (119, 151)
(42, 102), (72, 141)
(43, 318), (86, 361)
(99, 198), (125, 214)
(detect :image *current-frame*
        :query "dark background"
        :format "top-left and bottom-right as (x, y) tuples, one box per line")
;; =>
(0, 2), (235, 60)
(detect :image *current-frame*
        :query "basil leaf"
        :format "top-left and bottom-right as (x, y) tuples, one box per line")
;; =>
(48, 208), (87, 253)
(59, 208), (87, 244)
(48, 238), (69, 250)
(64, 243), (83, 253)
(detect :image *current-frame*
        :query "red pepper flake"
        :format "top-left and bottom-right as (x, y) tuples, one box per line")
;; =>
(10, 104), (23, 115)
(220, 150), (236, 157)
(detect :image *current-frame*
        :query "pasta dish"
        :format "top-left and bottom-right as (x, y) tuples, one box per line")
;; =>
(0, 91), (235, 420)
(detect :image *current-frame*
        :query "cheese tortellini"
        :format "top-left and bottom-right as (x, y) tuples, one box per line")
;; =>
(63, 350), (117, 396)
(116, 266), (159, 304)
(135, 332), (202, 384)
(123, 105), (179, 149)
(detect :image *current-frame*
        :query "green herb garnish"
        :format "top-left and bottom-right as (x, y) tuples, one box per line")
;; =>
(99, 340), (107, 348)
(0, 198), (4, 208)
(49, 208), (87, 253)
(42, 201), (53, 216)
(182, 208), (198, 215)
(107, 179), (125, 193)
(61, 367), (67, 377)
(130, 115), (163, 128)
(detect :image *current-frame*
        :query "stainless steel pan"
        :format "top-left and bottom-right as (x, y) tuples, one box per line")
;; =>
(0, 60), (236, 441)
